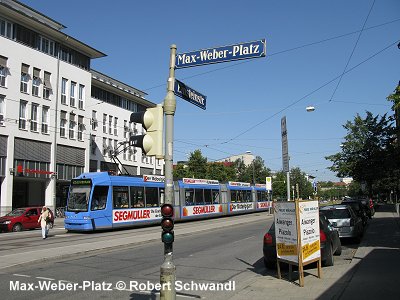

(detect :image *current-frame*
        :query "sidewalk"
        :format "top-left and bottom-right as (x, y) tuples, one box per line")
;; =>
(230, 204), (400, 300)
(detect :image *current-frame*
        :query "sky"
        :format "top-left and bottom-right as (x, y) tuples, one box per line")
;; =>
(22, 0), (399, 182)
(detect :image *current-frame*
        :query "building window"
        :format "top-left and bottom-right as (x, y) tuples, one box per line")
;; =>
(124, 120), (128, 139)
(20, 64), (29, 93)
(43, 72), (52, 100)
(70, 81), (76, 107)
(91, 135), (96, 155)
(108, 138), (113, 157)
(103, 138), (107, 156)
(32, 68), (40, 97)
(19, 100), (27, 130)
(109, 115), (113, 135)
(30, 103), (38, 132)
(0, 56), (8, 87)
(78, 115), (84, 141)
(78, 84), (84, 109)
(0, 95), (4, 125)
(42, 106), (49, 134)
(114, 117), (118, 136)
(39, 36), (56, 56)
(0, 17), (13, 39)
(103, 114), (107, 133)
(61, 78), (67, 104)
(60, 111), (67, 137)
(91, 110), (98, 131)
(69, 113), (76, 139)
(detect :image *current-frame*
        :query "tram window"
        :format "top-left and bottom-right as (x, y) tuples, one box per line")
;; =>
(130, 186), (144, 208)
(91, 186), (109, 210)
(185, 189), (195, 206)
(204, 189), (212, 204)
(145, 187), (159, 207)
(212, 190), (220, 204)
(194, 189), (204, 205)
(257, 191), (266, 202)
(245, 191), (252, 202)
(230, 190), (237, 203)
(113, 186), (129, 209)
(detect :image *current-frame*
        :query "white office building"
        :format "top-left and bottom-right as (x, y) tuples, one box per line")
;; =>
(0, 0), (163, 215)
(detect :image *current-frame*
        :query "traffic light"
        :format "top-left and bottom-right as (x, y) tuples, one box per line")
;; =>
(161, 203), (174, 253)
(130, 104), (164, 158)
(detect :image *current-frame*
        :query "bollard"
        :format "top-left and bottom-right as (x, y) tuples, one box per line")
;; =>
(160, 252), (176, 300)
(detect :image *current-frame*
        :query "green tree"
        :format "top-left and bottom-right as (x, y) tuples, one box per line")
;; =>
(173, 163), (189, 180)
(290, 167), (314, 199)
(326, 111), (395, 197)
(187, 150), (208, 178)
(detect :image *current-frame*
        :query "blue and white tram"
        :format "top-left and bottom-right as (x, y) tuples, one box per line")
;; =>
(64, 172), (165, 231)
(64, 172), (272, 231)
(254, 184), (272, 211)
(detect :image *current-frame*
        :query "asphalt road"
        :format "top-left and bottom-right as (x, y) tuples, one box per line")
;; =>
(0, 214), (360, 300)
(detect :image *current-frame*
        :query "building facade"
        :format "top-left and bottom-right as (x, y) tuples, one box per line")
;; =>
(0, 0), (163, 215)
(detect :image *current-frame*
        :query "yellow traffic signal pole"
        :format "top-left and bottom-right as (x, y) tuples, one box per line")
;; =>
(160, 44), (177, 300)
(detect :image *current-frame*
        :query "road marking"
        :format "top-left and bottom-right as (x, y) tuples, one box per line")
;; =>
(13, 274), (31, 278)
(232, 236), (256, 244)
(36, 277), (55, 280)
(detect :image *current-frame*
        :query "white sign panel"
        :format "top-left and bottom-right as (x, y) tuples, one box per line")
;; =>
(299, 201), (321, 262)
(274, 202), (298, 263)
(230, 202), (254, 212)
(266, 177), (272, 190)
(182, 204), (222, 217)
(113, 207), (161, 223)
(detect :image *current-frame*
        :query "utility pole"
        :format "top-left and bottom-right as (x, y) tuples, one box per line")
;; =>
(160, 44), (177, 300)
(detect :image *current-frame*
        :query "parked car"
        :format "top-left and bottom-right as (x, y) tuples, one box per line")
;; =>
(349, 197), (375, 218)
(341, 199), (369, 227)
(320, 204), (364, 242)
(263, 214), (342, 269)
(0, 207), (54, 232)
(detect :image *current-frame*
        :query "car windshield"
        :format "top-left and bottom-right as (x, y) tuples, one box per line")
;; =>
(67, 185), (91, 212)
(6, 208), (26, 217)
(321, 208), (350, 219)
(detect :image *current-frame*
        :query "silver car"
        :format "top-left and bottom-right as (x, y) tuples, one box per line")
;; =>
(320, 205), (364, 242)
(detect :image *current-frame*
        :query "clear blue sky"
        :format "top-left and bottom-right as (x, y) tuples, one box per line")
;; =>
(22, 0), (399, 182)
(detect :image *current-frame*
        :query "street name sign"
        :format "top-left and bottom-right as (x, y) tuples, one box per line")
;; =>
(174, 79), (207, 110)
(175, 39), (266, 69)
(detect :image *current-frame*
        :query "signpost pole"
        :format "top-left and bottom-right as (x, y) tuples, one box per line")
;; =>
(160, 44), (177, 300)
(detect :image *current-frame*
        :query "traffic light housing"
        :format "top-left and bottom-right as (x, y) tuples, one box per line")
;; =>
(161, 204), (174, 253)
(130, 104), (164, 158)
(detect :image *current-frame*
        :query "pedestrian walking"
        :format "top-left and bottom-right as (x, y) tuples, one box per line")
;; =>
(38, 206), (51, 239)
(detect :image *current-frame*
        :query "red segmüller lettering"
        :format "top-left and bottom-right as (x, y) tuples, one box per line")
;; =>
(114, 210), (151, 222)
(193, 205), (216, 215)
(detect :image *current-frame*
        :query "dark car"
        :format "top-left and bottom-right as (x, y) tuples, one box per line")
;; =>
(349, 197), (375, 218)
(341, 199), (369, 227)
(320, 204), (364, 242)
(0, 207), (54, 232)
(263, 214), (342, 269)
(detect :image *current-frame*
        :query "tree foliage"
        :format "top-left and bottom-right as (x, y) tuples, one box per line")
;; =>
(326, 111), (397, 197)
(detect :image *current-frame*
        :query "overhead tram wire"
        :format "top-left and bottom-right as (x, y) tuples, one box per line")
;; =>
(329, 0), (376, 102)
(142, 17), (400, 92)
(218, 39), (400, 146)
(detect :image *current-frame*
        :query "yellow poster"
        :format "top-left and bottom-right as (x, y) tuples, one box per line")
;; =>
(277, 243), (297, 256)
(302, 240), (320, 260)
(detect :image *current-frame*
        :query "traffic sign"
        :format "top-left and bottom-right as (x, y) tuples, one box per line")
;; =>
(281, 116), (289, 172)
(175, 39), (266, 69)
(174, 79), (207, 110)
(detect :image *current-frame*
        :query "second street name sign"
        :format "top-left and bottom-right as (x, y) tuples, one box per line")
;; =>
(176, 39), (266, 69)
(174, 79), (207, 110)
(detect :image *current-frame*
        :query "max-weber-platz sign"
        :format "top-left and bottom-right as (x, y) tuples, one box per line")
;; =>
(175, 39), (266, 69)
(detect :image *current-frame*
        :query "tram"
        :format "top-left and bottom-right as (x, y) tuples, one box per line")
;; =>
(64, 172), (272, 231)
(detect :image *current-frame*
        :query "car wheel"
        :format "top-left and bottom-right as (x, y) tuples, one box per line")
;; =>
(334, 243), (342, 256)
(323, 244), (334, 267)
(264, 257), (276, 269)
(12, 223), (23, 232)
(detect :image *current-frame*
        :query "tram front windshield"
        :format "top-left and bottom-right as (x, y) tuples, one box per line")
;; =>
(67, 184), (91, 212)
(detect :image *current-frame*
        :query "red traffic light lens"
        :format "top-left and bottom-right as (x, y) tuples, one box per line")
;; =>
(161, 204), (174, 217)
